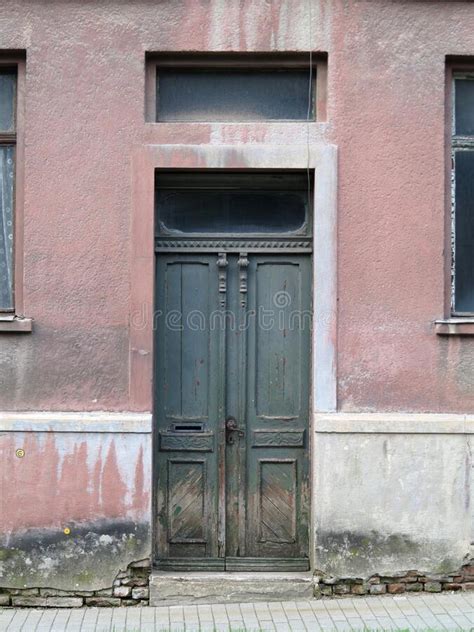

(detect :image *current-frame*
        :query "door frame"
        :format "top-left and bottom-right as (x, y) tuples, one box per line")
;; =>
(130, 142), (338, 570)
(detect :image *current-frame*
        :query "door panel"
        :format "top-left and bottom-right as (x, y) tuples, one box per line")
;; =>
(168, 459), (206, 542)
(163, 261), (211, 420)
(154, 253), (311, 571)
(241, 255), (311, 567)
(259, 459), (297, 544)
(254, 261), (302, 419)
(154, 255), (223, 568)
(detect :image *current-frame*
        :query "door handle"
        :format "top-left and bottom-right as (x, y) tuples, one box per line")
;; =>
(225, 417), (245, 444)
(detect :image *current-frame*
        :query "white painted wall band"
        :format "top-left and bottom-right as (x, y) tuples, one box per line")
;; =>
(0, 412), (152, 433)
(1, 412), (473, 434)
(315, 413), (474, 434)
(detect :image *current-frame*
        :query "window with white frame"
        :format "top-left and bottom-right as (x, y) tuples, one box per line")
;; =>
(452, 75), (474, 313)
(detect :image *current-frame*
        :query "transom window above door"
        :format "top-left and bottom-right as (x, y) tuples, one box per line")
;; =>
(155, 171), (312, 239)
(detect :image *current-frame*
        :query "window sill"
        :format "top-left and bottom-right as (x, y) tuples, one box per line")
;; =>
(435, 318), (474, 335)
(0, 315), (33, 333)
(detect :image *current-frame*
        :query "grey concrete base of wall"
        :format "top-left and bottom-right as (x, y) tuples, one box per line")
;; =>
(0, 558), (151, 608)
(2, 561), (473, 607)
(314, 415), (474, 578)
(314, 561), (474, 597)
(149, 563), (474, 606)
(150, 572), (314, 606)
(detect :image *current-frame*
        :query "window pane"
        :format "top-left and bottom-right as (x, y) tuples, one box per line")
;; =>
(156, 173), (309, 235)
(157, 69), (314, 121)
(454, 150), (474, 312)
(0, 71), (16, 132)
(455, 79), (474, 136)
(0, 146), (14, 310)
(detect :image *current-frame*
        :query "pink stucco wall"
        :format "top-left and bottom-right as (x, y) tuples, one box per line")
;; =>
(0, 0), (473, 413)
(332, 2), (474, 412)
(0, 432), (149, 533)
(0, 426), (151, 589)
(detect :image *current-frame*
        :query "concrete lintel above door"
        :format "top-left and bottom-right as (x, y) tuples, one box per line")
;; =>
(150, 571), (314, 606)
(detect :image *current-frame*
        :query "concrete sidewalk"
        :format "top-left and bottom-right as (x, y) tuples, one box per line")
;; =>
(0, 592), (473, 631)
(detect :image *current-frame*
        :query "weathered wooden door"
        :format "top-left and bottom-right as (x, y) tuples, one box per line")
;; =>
(154, 252), (311, 571)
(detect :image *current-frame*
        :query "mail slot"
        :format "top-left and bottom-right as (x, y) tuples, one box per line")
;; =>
(170, 422), (205, 433)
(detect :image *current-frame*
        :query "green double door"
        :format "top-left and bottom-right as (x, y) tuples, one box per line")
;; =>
(154, 252), (311, 571)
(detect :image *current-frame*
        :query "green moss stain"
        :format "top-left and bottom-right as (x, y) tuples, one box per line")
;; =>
(0, 548), (17, 561)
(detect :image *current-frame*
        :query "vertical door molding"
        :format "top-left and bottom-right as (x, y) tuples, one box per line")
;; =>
(216, 251), (228, 557)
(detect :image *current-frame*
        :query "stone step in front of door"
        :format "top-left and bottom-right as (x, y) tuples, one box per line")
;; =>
(150, 571), (314, 606)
